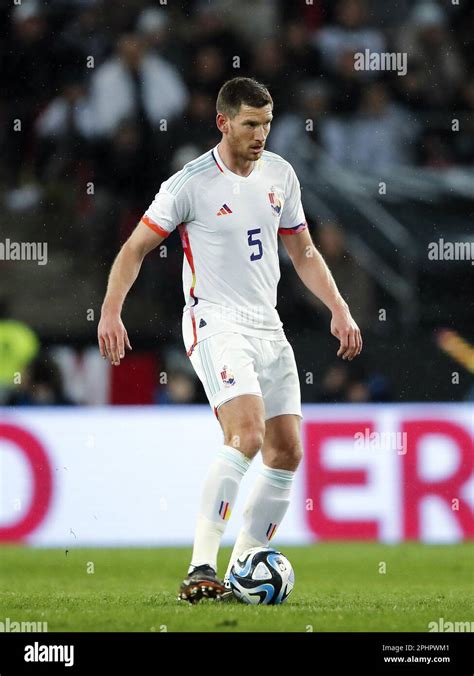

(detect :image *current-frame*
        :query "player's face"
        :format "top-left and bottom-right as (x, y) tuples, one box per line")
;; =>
(227, 104), (273, 161)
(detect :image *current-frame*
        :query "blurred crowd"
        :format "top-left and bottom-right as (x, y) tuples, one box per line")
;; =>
(1, 0), (472, 218)
(1, 0), (472, 406)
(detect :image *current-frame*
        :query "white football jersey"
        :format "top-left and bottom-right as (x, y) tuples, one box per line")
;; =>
(142, 144), (307, 356)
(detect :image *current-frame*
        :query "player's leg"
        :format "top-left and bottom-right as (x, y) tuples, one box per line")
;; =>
(223, 338), (303, 584)
(179, 394), (265, 602)
(179, 333), (265, 602)
(217, 392), (265, 456)
(187, 392), (264, 571)
(223, 414), (302, 583)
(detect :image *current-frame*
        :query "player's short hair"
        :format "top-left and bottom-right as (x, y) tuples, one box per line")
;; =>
(216, 77), (273, 118)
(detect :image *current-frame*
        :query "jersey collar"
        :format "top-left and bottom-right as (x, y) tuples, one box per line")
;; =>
(212, 144), (262, 183)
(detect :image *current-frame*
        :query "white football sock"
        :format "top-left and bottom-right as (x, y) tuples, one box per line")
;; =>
(224, 464), (294, 583)
(188, 444), (251, 574)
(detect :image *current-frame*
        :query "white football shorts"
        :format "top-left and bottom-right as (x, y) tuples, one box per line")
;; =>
(186, 331), (302, 421)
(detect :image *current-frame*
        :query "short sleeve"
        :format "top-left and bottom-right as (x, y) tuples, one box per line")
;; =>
(278, 166), (307, 236)
(141, 178), (190, 239)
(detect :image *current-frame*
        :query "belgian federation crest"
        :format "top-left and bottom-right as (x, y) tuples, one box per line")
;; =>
(268, 187), (284, 217)
(220, 365), (236, 387)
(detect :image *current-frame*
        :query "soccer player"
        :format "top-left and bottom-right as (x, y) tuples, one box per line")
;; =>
(98, 77), (362, 603)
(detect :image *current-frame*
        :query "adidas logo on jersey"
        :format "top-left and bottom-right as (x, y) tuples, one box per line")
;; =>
(199, 318), (207, 328)
(216, 204), (232, 216)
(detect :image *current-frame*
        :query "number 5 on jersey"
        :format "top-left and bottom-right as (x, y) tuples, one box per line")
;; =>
(247, 228), (263, 261)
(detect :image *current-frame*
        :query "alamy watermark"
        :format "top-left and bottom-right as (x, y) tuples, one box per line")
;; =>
(0, 238), (48, 265)
(428, 238), (474, 264)
(428, 617), (474, 632)
(0, 617), (48, 632)
(215, 304), (265, 328)
(24, 642), (74, 668)
(354, 428), (407, 455)
(354, 49), (407, 76)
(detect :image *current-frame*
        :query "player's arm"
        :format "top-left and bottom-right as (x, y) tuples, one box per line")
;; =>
(281, 227), (362, 360)
(98, 220), (166, 366)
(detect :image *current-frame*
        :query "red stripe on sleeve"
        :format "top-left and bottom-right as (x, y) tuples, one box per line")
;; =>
(141, 215), (170, 238)
(278, 222), (308, 235)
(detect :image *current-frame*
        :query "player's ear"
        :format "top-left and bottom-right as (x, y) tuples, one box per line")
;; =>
(216, 112), (228, 134)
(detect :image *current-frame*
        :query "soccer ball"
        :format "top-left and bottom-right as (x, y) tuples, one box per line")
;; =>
(228, 547), (295, 605)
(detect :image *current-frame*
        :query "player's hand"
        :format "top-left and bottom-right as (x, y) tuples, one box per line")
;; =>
(97, 310), (132, 366)
(330, 304), (362, 361)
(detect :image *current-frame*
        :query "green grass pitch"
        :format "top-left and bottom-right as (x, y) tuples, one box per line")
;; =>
(0, 543), (472, 632)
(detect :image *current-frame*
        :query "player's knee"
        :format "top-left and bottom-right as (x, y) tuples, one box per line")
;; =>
(225, 423), (265, 456)
(265, 442), (303, 471)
